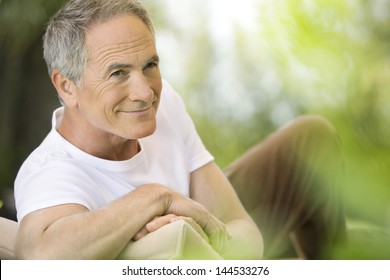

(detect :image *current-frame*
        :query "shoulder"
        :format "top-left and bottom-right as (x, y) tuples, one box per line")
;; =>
(14, 146), (98, 222)
(15, 130), (80, 182)
(15, 145), (93, 201)
(159, 79), (186, 110)
(158, 79), (192, 128)
(14, 131), (94, 203)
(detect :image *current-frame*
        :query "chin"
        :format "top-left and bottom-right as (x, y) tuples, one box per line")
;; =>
(127, 122), (157, 140)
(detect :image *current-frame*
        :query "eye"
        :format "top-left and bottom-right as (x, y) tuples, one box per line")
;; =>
(110, 69), (127, 78)
(144, 61), (158, 71)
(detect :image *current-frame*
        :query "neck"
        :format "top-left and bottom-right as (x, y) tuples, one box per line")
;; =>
(57, 108), (140, 161)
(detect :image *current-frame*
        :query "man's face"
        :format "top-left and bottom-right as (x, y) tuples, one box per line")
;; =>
(74, 14), (162, 140)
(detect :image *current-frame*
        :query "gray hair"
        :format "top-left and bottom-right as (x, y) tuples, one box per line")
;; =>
(43, 0), (154, 85)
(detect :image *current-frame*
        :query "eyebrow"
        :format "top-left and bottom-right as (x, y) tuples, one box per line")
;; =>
(105, 55), (160, 76)
(147, 54), (160, 65)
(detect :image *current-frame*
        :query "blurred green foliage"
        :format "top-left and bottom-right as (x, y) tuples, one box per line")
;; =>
(256, 0), (390, 225)
(0, 0), (389, 258)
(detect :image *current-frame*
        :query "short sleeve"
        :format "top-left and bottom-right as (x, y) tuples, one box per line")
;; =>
(15, 162), (99, 222)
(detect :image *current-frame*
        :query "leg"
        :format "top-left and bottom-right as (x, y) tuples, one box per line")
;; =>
(224, 115), (347, 259)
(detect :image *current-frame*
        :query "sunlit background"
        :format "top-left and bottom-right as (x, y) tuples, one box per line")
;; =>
(1, 0), (389, 258)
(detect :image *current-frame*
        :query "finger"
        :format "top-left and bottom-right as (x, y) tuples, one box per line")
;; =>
(208, 223), (230, 253)
(132, 227), (149, 241)
(146, 214), (178, 232)
(201, 215), (230, 253)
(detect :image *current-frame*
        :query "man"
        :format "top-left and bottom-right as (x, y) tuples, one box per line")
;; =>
(14, 0), (345, 259)
(14, 0), (262, 260)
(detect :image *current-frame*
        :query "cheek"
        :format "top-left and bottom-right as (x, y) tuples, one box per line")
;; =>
(81, 81), (126, 111)
(150, 77), (163, 100)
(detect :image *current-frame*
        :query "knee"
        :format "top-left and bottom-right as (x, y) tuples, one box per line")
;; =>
(289, 115), (338, 139)
(284, 115), (340, 151)
(279, 115), (343, 175)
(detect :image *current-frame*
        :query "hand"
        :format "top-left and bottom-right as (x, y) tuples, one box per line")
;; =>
(132, 214), (173, 241)
(132, 214), (209, 243)
(163, 189), (230, 253)
(134, 184), (230, 253)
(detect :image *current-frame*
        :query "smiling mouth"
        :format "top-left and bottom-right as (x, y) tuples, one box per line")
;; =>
(118, 104), (154, 115)
(130, 107), (151, 113)
(119, 97), (157, 114)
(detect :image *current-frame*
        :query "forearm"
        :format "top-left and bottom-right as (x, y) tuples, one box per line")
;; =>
(189, 162), (264, 259)
(41, 201), (159, 259)
(221, 218), (264, 260)
(16, 184), (168, 259)
(36, 208), (133, 259)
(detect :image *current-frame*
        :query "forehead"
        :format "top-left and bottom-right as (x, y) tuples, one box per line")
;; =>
(85, 14), (156, 64)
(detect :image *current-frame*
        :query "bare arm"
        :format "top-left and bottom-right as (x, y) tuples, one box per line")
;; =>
(16, 184), (168, 259)
(190, 161), (264, 259)
(15, 183), (223, 259)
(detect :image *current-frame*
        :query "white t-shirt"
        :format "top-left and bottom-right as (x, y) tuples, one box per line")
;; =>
(14, 80), (214, 222)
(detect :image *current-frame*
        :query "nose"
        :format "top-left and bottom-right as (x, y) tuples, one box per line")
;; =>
(128, 73), (154, 103)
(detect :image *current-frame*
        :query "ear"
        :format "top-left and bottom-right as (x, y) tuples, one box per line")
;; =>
(51, 69), (79, 108)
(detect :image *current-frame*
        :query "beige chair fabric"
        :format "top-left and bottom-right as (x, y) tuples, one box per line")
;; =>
(118, 219), (222, 260)
(0, 217), (18, 260)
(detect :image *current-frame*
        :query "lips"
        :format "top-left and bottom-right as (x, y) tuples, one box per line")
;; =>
(117, 103), (155, 116)
(123, 106), (151, 113)
(119, 96), (157, 114)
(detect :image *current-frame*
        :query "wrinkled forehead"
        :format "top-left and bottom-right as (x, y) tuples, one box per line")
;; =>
(85, 15), (155, 55)
(84, 14), (156, 62)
